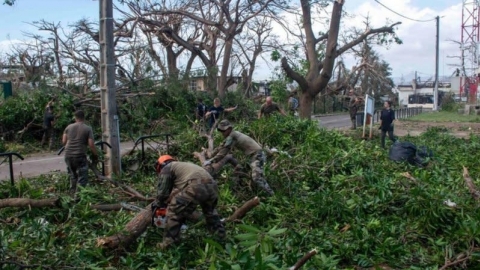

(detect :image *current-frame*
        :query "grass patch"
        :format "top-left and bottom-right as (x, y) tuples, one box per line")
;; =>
(407, 111), (480, 122)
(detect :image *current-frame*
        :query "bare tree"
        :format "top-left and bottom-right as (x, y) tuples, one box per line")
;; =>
(125, 0), (275, 97)
(280, 0), (401, 118)
(234, 16), (277, 97)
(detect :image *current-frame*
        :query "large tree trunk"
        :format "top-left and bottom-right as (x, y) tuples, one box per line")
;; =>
(218, 37), (234, 99)
(299, 91), (315, 118)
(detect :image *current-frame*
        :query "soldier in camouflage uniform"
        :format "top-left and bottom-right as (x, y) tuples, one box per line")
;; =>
(203, 120), (274, 196)
(348, 89), (360, 130)
(155, 155), (225, 250)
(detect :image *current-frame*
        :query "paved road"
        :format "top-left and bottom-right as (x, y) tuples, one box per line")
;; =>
(0, 114), (351, 182)
(0, 141), (137, 182)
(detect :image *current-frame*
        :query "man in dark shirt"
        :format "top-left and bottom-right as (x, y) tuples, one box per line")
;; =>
(205, 98), (237, 129)
(62, 110), (98, 195)
(258, 96), (286, 118)
(41, 102), (55, 150)
(379, 101), (396, 148)
(195, 98), (206, 120)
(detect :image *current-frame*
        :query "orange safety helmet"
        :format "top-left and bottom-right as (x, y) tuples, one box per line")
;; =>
(155, 155), (175, 173)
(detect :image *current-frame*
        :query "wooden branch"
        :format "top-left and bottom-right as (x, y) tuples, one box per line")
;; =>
(281, 57), (308, 91)
(90, 163), (150, 201)
(91, 204), (139, 212)
(193, 151), (207, 164)
(0, 198), (60, 209)
(336, 22), (401, 56)
(96, 202), (154, 249)
(463, 166), (480, 200)
(401, 172), (418, 183)
(98, 196), (260, 249)
(226, 196), (260, 222)
(288, 249), (318, 270)
(439, 253), (470, 270)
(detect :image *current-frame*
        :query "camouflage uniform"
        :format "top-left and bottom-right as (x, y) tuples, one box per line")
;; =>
(156, 162), (225, 249)
(209, 121), (274, 196)
(348, 94), (359, 129)
(203, 153), (239, 177)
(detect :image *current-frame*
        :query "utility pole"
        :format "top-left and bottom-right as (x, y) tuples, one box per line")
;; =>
(433, 16), (440, 111)
(99, 0), (121, 177)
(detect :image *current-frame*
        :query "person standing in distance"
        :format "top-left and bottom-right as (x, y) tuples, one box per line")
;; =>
(62, 110), (98, 195)
(379, 101), (396, 149)
(348, 89), (360, 130)
(41, 101), (55, 150)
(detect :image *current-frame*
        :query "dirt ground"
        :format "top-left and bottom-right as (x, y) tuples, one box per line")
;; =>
(393, 120), (480, 138)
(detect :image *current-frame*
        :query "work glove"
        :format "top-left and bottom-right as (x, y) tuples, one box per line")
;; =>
(203, 159), (212, 167)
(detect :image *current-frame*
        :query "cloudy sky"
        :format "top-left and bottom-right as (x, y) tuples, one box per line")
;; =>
(0, 0), (464, 84)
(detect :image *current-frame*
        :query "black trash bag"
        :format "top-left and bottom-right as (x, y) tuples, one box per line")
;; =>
(389, 142), (432, 167)
(414, 145), (434, 168)
(388, 141), (417, 165)
(417, 146), (434, 158)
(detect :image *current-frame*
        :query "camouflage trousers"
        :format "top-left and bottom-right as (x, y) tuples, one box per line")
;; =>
(249, 150), (274, 196)
(204, 154), (239, 177)
(41, 127), (55, 150)
(65, 156), (89, 194)
(162, 179), (225, 247)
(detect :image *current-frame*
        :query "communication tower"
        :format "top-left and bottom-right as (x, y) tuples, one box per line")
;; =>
(460, 0), (480, 101)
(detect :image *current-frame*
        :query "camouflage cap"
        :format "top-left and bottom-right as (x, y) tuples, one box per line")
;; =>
(217, 120), (233, 131)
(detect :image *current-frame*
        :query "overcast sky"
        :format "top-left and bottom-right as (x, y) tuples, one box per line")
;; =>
(0, 0), (463, 83)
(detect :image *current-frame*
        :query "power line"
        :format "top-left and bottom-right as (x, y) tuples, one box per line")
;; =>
(374, 0), (437, 22)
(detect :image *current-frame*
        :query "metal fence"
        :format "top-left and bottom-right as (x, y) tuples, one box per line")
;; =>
(373, 107), (423, 122)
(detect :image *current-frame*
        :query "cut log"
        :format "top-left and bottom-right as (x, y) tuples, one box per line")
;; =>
(96, 202), (154, 249)
(0, 198), (60, 209)
(462, 166), (480, 200)
(226, 196), (260, 222)
(288, 249), (318, 270)
(97, 196), (261, 249)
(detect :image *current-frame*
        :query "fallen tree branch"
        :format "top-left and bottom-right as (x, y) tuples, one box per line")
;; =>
(89, 163), (151, 201)
(0, 198), (60, 209)
(0, 260), (42, 270)
(96, 202), (154, 249)
(439, 252), (470, 270)
(462, 166), (480, 200)
(288, 249), (318, 270)
(226, 196), (260, 222)
(97, 196), (261, 249)
(401, 172), (417, 183)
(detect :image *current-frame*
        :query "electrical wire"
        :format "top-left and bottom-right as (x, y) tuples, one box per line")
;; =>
(374, 0), (438, 22)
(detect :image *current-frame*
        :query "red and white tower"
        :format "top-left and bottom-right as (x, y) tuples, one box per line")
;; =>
(461, 0), (480, 101)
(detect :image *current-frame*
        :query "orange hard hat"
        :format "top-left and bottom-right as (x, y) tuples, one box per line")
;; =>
(155, 155), (175, 173)
(158, 155), (175, 165)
